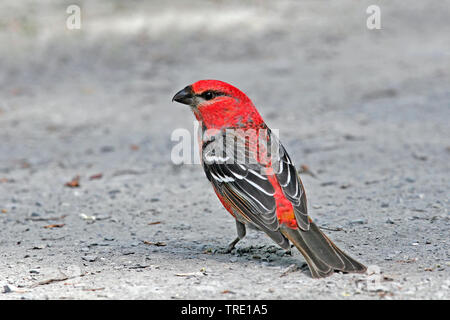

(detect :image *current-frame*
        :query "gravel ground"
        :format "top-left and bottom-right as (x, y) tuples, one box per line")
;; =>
(0, 0), (449, 299)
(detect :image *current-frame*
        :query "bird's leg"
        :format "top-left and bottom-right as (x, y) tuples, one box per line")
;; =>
(225, 220), (246, 253)
(225, 237), (240, 253)
(285, 244), (294, 256)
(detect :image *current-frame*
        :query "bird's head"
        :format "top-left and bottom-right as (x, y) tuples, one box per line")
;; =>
(172, 80), (264, 129)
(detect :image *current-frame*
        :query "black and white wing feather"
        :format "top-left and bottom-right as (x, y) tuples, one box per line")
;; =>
(201, 130), (290, 249)
(272, 138), (310, 231)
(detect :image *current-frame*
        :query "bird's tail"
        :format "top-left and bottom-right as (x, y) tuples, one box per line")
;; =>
(280, 221), (367, 278)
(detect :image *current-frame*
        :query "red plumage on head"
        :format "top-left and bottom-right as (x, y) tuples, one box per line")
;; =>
(190, 80), (264, 129)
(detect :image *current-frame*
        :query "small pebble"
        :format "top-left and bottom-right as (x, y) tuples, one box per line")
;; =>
(386, 218), (395, 224)
(276, 250), (286, 257)
(96, 214), (111, 221)
(266, 247), (277, 254)
(321, 181), (337, 187)
(385, 254), (395, 261)
(349, 219), (367, 225)
(100, 146), (114, 153)
(82, 255), (97, 262)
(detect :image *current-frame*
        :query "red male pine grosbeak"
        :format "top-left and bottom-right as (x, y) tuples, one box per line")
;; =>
(172, 80), (366, 278)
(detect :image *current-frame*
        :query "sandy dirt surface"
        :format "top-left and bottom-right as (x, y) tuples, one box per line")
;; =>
(0, 0), (449, 299)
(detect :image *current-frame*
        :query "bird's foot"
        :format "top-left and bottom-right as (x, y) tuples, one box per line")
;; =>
(219, 237), (240, 254)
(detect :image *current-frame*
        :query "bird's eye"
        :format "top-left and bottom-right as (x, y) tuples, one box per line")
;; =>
(202, 91), (215, 100)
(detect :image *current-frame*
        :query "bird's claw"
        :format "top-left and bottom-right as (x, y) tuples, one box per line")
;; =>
(218, 237), (240, 254)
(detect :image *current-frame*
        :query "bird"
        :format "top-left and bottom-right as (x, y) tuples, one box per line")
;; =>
(172, 80), (367, 278)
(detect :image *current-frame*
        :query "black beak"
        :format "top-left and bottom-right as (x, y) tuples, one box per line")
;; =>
(172, 86), (194, 106)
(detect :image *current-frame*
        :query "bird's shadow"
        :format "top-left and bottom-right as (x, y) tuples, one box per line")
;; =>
(143, 238), (312, 277)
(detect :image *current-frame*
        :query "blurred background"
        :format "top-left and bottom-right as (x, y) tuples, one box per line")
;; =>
(1, 0), (449, 168)
(0, 0), (449, 299)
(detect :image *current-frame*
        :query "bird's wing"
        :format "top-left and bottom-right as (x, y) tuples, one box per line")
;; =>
(201, 129), (290, 249)
(271, 133), (310, 231)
